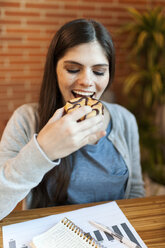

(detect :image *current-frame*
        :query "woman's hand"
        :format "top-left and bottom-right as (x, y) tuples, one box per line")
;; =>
(37, 106), (105, 161)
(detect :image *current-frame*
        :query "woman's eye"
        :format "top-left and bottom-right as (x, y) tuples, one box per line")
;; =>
(67, 69), (79, 74)
(93, 71), (105, 76)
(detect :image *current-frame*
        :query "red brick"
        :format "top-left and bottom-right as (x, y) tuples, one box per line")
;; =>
(0, 76), (6, 80)
(83, 14), (114, 20)
(7, 28), (41, 34)
(83, 0), (113, 2)
(0, 2), (20, 7)
(28, 52), (46, 56)
(0, 20), (21, 25)
(8, 45), (42, 49)
(118, 0), (147, 3)
(155, 1), (165, 5)
(27, 20), (59, 26)
(0, 53), (23, 56)
(5, 11), (40, 17)
(10, 73), (41, 79)
(0, 68), (24, 72)
(9, 60), (43, 65)
(26, 3), (59, 9)
(27, 36), (51, 42)
(64, 4), (95, 11)
(46, 29), (58, 34)
(101, 6), (126, 12)
(46, 13), (77, 18)
(0, 67), (43, 72)
(0, 37), (22, 41)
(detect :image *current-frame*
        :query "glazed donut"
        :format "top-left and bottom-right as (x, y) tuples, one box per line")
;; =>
(64, 96), (104, 121)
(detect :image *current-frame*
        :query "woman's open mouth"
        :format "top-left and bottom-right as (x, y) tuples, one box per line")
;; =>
(72, 90), (95, 98)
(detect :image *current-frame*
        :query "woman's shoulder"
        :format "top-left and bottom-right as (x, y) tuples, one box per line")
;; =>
(1, 103), (39, 146)
(15, 103), (39, 116)
(14, 102), (39, 127)
(11, 102), (39, 123)
(7, 103), (39, 136)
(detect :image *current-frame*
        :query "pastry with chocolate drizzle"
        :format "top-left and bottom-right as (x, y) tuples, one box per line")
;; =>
(64, 96), (104, 121)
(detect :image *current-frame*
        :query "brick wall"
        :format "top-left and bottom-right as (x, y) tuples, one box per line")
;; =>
(0, 0), (164, 138)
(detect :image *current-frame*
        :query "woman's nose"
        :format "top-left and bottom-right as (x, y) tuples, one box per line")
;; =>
(78, 70), (93, 87)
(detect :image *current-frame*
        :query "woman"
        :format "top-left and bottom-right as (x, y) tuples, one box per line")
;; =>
(0, 19), (145, 220)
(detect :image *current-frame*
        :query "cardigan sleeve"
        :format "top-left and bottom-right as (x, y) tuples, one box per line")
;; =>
(127, 114), (145, 198)
(0, 104), (60, 220)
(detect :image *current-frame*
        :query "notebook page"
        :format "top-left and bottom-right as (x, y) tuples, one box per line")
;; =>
(30, 218), (102, 248)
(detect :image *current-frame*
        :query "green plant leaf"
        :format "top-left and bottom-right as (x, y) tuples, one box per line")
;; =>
(152, 72), (163, 95)
(124, 73), (141, 93)
(153, 32), (164, 47)
(137, 31), (148, 49)
(144, 89), (152, 106)
(127, 7), (142, 20)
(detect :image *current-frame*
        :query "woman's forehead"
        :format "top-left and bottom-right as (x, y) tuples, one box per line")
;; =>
(59, 41), (109, 65)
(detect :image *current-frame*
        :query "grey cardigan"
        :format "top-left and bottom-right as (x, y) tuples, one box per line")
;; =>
(0, 102), (145, 220)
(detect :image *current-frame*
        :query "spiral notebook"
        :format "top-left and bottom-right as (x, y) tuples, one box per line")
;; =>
(30, 217), (103, 248)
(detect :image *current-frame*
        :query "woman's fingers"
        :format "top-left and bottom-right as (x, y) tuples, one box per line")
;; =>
(78, 114), (104, 132)
(63, 109), (105, 147)
(81, 118), (104, 135)
(78, 119), (106, 146)
(37, 105), (106, 160)
(85, 130), (106, 145)
(65, 106), (92, 122)
(48, 107), (65, 123)
(63, 115), (105, 149)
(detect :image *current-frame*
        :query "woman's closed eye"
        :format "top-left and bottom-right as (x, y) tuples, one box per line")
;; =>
(93, 71), (105, 76)
(67, 69), (80, 74)
(67, 69), (105, 76)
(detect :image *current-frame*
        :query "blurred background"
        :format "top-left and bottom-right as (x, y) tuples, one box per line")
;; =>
(0, 0), (165, 203)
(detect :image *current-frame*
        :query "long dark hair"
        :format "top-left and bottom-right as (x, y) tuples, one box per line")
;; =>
(31, 19), (115, 208)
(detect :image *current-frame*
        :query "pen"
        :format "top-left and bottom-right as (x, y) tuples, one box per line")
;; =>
(89, 220), (141, 248)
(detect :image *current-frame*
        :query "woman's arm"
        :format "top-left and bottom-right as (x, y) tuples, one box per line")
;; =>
(0, 105), (60, 220)
(0, 103), (105, 219)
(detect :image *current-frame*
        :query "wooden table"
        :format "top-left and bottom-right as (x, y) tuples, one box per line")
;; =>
(0, 195), (165, 248)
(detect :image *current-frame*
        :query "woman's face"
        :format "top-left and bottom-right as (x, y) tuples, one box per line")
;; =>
(56, 41), (109, 104)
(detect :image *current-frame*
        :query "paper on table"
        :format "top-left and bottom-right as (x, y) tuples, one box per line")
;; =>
(2, 201), (147, 248)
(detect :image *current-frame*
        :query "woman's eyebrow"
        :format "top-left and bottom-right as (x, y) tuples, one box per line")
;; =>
(64, 61), (109, 67)
(64, 61), (82, 66)
(93, 64), (109, 67)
